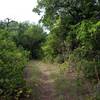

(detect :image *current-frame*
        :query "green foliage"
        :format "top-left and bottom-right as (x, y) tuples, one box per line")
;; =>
(79, 60), (100, 80)
(36, 0), (100, 86)
(34, 0), (100, 83)
(0, 19), (47, 99)
(70, 20), (100, 81)
(33, 0), (100, 27)
(0, 25), (30, 99)
(0, 39), (29, 99)
(34, 0), (100, 98)
(42, 33), (66, 63)
(14, 24), (46, 59)
(0, 19), (46, 59)
(76, 20), (100, 51)
(42, 18), (68, 62)
(42, 33), (58, 62)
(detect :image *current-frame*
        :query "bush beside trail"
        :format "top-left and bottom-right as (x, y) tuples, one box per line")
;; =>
(0, 37), (29, 99)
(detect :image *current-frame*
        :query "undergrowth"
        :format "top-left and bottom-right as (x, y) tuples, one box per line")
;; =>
(54, 61), (100, 100)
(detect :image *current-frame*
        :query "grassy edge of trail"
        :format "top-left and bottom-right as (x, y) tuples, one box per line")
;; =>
(24, 60), (41, 100)
(53, 62), (96, 100)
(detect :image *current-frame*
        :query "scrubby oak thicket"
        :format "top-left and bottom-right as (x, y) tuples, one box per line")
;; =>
(0, 19), (46, 99)
(0, 0), (100, 100)
(34, 0), (100, 99)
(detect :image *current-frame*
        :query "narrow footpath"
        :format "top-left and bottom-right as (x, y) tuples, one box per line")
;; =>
(34, 61), (59, 100)
(24, 61), (59, 100)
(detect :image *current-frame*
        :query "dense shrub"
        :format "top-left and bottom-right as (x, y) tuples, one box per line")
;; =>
(14, 24), (46, 59)
(42, 19), (68, 63)
(70, 20), (100, 81)
(42, 34), (57, 62)
(0, 38), (29, 99)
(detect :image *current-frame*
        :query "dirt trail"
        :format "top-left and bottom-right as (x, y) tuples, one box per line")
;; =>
(24, 60), (59, 100)
(24, 61), (92, 100)
(34, 61), (59, 100)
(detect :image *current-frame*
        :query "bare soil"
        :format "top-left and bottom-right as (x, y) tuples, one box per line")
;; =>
(24, 61), (59, 100)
